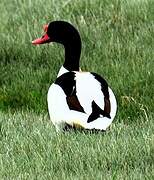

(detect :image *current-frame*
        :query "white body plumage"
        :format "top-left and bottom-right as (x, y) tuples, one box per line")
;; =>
(32, 21), (117, 132)
(47, 66), (117, 131)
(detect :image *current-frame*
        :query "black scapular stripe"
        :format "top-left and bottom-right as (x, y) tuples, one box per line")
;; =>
(87, 72), (111, 123)
(91, 72), (109, 98)
(55, 72), (85, 113)
(55, 72), (76, 96)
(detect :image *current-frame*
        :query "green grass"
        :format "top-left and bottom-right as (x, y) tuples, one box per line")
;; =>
(0, 0), (154, 179)
(0, 111), (153, 179)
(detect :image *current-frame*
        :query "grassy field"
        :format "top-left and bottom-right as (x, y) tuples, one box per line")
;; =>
(0, 0), (154, 179)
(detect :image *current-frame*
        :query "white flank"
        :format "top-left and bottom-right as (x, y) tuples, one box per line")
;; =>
(47, 70), (117, 131)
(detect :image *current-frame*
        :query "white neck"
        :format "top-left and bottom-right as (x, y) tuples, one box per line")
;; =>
(57, 66), (82, 78)
(57, 66), (69, 77)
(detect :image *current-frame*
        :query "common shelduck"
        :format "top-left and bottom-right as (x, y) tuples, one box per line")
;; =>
(32, 21), (117, 131)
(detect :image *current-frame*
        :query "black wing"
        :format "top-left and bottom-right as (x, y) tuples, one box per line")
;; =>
(87, 72), (111, 123)
(55, 72), (85, 113)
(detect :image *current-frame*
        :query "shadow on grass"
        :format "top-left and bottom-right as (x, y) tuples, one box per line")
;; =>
(63, 123), (106, 134)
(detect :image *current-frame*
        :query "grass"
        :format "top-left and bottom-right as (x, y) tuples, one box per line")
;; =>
(0, 0), (154, 179)
(0, 111), (153, 179)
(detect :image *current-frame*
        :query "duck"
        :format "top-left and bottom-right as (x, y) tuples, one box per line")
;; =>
(32, 21), (117, 132)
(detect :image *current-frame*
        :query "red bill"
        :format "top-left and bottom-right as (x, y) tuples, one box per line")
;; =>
(32, 24), (51, 45)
